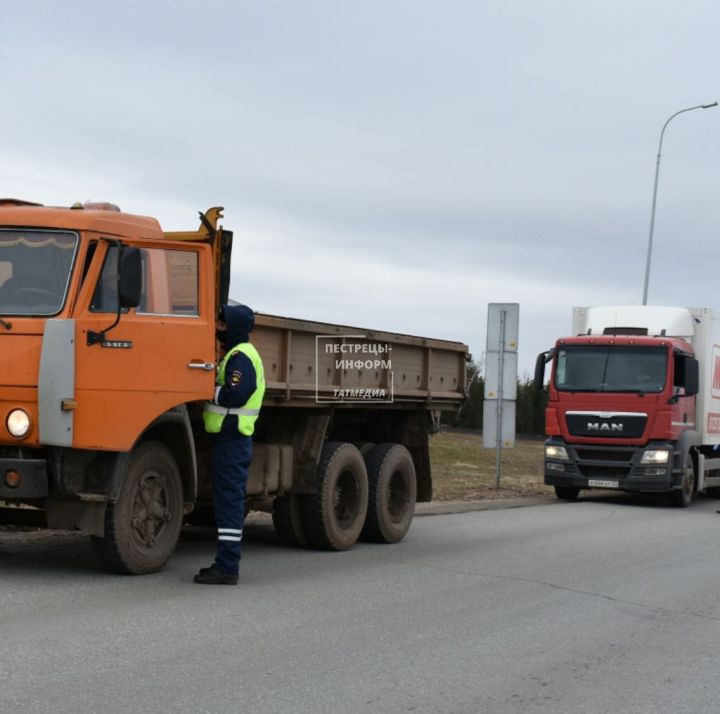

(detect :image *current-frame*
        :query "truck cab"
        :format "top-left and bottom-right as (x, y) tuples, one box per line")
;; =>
(0, 200), (217, 567)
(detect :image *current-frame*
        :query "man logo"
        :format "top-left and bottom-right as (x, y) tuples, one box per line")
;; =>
(587, 422), (623, 433)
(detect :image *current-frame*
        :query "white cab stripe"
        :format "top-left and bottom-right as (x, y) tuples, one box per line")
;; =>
(566, 411), (647, 418)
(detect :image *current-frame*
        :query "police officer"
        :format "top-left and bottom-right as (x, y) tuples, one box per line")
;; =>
(194, 303), (265, 585)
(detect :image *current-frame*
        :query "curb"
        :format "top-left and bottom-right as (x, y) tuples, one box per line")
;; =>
(416, 495), (556, 516)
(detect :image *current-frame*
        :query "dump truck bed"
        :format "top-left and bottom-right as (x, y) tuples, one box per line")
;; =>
(252, 312), (468, 408)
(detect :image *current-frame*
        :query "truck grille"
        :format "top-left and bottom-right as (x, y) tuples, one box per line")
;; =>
(575, 448), (631, 463)
(572, 445), (634, 480)
(566, 412), (646, 439)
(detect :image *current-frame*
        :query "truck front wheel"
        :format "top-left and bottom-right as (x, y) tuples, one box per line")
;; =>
(91, 441), (183, 574)
(301, 442), (368, 551)
(361, 443), (416, 543)
(668, 458), (695, 508)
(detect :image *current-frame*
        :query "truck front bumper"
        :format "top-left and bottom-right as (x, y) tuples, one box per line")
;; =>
(543, 438), (675, 494)
(0, 458), (48, 499)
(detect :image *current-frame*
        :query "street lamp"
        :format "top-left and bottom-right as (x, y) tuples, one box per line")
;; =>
(641, 101), (718, 305)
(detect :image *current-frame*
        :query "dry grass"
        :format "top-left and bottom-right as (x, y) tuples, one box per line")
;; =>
(429, 429), (552, 501)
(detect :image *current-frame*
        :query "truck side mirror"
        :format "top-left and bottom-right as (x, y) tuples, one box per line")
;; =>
(674, 354), (699, 397)
(683, 358), (699, 396)
(119, 247), (142, 309)
(534, 351), (548, 390)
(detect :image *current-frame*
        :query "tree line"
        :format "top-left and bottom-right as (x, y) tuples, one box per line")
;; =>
(443, 361), (548, 435)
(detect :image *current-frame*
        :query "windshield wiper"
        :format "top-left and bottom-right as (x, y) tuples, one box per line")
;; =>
(0, 318), (12, 330)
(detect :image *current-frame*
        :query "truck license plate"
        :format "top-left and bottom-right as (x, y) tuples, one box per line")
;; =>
(588, 479), (619, 489)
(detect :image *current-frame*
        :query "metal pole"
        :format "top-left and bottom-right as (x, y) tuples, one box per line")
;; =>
(642, 101), (717, 305)
(495, 309), (506, 487)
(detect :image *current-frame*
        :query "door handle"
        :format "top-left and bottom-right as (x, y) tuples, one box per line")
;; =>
(188, 361), (215, 371)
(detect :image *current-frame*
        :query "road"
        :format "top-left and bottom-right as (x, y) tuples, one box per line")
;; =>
(2, 493), (720, 714)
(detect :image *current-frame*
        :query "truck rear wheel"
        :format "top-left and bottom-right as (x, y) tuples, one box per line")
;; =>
(91, 441), (183, 574)
(361, 443), (416, 543)
(301, 442), (368, 551)
(668, 458), (695, 508)
(272, 495), (308, 547)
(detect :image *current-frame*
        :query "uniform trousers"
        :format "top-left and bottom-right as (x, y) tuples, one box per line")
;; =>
(210, 430), (252, 575)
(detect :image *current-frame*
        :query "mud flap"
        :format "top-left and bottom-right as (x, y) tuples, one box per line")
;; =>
(45, 499), (107, 537)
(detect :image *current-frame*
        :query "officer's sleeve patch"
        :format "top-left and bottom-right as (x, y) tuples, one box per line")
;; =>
(230, 370), (242, 386)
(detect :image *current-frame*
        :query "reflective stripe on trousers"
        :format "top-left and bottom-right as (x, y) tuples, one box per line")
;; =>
(218, 528), (243, 542)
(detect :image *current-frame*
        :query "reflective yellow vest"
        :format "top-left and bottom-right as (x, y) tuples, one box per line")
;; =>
(203, 342), (266, 436)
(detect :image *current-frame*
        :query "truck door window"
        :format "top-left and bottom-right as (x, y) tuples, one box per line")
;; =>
(136, 248), (199, 316)
(673, 353), (697, 394)
(0, 230), (77, 315)
(91, 246), (199, 316)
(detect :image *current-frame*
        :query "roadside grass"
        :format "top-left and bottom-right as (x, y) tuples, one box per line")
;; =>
(429, 429), (552, 501)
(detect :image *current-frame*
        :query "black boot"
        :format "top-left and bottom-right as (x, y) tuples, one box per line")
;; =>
(193, 565), (239, 585)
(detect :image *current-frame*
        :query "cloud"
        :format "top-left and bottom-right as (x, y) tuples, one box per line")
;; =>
(1, 0), (719, 379)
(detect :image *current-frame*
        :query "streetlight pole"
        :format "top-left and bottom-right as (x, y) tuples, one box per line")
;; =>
(641, 101), (717, 305)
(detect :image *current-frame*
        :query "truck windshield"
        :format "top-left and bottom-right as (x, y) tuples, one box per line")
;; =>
(0, 230), (77, 315)
(555, 345), (667, 393)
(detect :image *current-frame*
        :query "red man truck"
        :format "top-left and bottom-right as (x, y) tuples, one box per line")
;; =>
(535, 305), (720, 507)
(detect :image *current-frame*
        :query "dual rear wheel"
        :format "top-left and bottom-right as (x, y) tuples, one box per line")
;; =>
(272, 441), (417, 551)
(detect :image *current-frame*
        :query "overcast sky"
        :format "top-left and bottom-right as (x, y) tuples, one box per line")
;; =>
(2, 1), (718, 375)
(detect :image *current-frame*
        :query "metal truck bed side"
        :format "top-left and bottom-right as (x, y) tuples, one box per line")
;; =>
(252, 312), (467, 408)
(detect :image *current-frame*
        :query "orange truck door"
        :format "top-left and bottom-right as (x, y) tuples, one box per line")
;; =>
(71, 242), (215, 451)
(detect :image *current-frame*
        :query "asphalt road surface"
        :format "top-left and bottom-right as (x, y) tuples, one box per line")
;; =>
(3, 493), (720, 714)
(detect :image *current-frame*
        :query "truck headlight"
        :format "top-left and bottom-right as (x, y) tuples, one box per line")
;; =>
(7, 409), (30, 438)
(640, 449), (670, 465)
(545, 444), (569, 461)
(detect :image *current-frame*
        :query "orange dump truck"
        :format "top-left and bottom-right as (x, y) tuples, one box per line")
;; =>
(0, 201), (468, 573)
